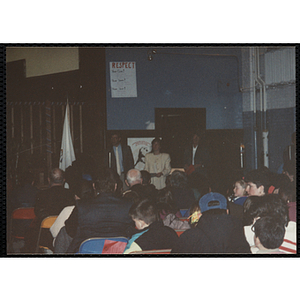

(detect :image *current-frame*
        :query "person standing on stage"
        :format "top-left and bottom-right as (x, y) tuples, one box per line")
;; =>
(144, 138), (171, 190)
(183, 130), (211, 176)
(104, 132), (134, 190)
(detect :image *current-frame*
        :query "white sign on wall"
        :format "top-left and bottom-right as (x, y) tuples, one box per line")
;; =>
(110, 62), (137, 98)
(127, 137), (154, 170)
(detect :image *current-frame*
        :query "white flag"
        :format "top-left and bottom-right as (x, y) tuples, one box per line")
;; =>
(59, 103), (76, 171)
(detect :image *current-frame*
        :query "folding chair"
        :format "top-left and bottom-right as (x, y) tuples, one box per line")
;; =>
(179, 217), (189, 222)
(78, 237), (128, 254)
(130, 249), (172, 254)
(180, 209), (189, 217)
(175, 230), (186, 237)
(9, 207), (36, 243)
(35, 216), (58, 253)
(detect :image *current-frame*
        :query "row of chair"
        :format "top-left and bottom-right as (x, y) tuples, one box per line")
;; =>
(9, 207), (190, 255)
(8, 207), (58, 254)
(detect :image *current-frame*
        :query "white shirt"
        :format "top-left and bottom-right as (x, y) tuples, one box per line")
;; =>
(192, 146), (198, 165)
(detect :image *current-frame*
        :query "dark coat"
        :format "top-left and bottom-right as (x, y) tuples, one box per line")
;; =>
(183, 144), (211, 170)
(34, 185), (75, 221)
(132, 220), (178, 251)
(171, 213), (251, 254)
(104, 144), (134, 175)
(66, 192), (134, 253)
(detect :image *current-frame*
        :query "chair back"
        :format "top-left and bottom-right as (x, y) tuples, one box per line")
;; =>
(180, 209), (189, 217)
(78, 237), (128, 254)
(175, 230), (185, 237)
(10, 207), (36, 241)
(12, 207), (36, 220)
(41, 216), (58, 228)
(35, 216), (58, 253)
(131, 249), (172, 254)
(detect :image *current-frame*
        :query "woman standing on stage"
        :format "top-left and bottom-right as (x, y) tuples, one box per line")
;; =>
(144, 138), (171, 190)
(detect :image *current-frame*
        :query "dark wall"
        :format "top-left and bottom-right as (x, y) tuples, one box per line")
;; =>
(6, 47), (107, 179)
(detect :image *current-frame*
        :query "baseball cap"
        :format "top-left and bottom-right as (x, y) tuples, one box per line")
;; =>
(199, 192), (227, 213)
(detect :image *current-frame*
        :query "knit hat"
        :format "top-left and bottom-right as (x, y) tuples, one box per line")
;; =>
(199, 192), (227, 213)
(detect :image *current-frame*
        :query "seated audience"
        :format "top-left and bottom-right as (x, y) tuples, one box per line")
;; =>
(171, 192), (250, 254)
(65, 169), (135, 253)
(156, 189), (190, 230)
(22, 168), (75, 253)
(123, 199), (178, 253)
(122, 169), (153, 202)
(169, 170), (196, 216)
(243, 194), (296, 254)
(51, 179), (94, 252)
(252, 216), (286, 254)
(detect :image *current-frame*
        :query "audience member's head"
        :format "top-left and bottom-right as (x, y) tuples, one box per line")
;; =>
(243, 194), (289, 227)
(94, 169), (118, 195)
(156, 188), (178, 216)
(283, 160), (296, 182)
(270, 173), (291, 194)
(170, 170), (188, 189)
(126, 169), (142, 187)
(74, 179), (94, 201)
(279, 181), (296, 204)
(244, 169), (271, 196)
(129, 199), (158, 230)
(199, 192), (228, 216)
(140, 170), (151, 185)
(252, 216), (286, 251)
(233, 179), (247, 197)
(48, 168), (65, 186)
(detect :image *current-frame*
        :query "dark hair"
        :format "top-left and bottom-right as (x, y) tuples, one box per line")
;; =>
(243, 196), (261, 226)
(74, 179), (94, 201)
(279, 181), (296, 203)
(243, 194), (289, 227)
(94, 168), (119, 194)
(271, 173), (292, 190)
(244, 169), (271, 193)
(156, 188), (178, 216)
(110, 131), (121, 139)
(49, 168), (64, 184)
(150, 138), (162, 153)
(170, 170), (188, 189)
(129, 199), (158, 225)
(140, 170), (151, 185)
(252, 216), (285, 249)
